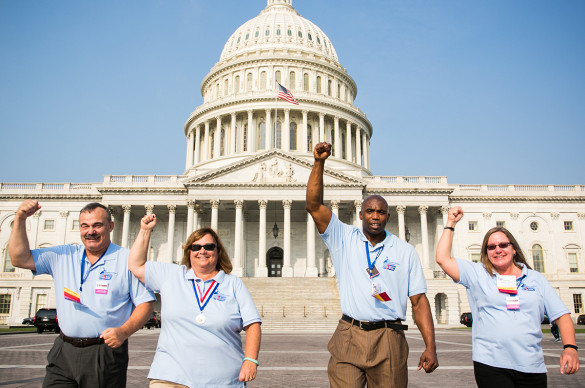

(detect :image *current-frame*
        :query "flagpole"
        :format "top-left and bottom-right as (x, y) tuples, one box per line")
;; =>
(274, 80), (279, 150)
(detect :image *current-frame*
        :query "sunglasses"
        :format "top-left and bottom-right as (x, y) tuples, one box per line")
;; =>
(486, 242), (513, 251)
(190, 243), (217, 252)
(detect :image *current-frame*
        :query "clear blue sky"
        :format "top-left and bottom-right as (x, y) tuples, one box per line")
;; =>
(1, 0), (584, 184)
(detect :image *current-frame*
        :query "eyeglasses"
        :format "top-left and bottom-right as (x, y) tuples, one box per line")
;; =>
(190, 243), (217, 252)
(486, 242), (513, 251)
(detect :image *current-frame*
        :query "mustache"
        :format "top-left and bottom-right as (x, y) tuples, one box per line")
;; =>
(84, 233), (100, 240)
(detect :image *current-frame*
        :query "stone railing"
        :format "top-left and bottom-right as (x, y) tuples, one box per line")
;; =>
(0, 182), (97, 194)
(454, 184), (585, 193)
(364, 176), (449, 185)
(102, 175), (185, 186)
(433, 270), (447, 279)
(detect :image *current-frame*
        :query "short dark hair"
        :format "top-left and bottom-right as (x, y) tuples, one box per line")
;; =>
(80, 203), (112, 223)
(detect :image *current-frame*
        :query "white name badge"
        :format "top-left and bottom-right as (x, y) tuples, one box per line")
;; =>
(371, 282), (382, 297)
(497, 275), (517, 293)
(95, 280), (109, 295)
(506, 295), (520, 310)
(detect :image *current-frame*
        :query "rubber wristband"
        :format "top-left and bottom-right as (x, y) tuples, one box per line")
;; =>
(563, 344), (578, 351)
(243, 357), (259, 365)
(444, 226), (455, 231)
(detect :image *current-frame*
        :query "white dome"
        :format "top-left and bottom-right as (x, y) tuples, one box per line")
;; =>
(220, 0), (339, 63)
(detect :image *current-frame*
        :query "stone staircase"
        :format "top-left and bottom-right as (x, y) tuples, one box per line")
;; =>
(242, 277), (342, 332)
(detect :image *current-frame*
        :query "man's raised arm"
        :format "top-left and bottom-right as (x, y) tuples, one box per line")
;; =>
(306, 142), (333, 234)
(8, 200), (41, 271)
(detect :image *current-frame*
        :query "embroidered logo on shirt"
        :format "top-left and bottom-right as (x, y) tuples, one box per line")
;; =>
(521, 285), (536, 291)
(382, 258), (398, 271)
(214, 291), (227, 302)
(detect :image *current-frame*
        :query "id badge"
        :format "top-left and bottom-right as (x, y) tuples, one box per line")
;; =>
(497, 275), (517, 294)
(366, 265), (380, 278)
(506, 295), (520, 310)
(95, 280), (109, 295)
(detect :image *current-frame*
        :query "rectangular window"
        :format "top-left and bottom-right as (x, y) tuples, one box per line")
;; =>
(35, 294), (48, 312)
(471, 253), (481, 263)
(43, 219), (55, 231)
(568, 252), (579, 273)
(72, 220), (79, 231)
(0, 294), (11, 315)
(496, 221), (505, 228)
(468, 221), (478, 231)
(574, 294), (583, 314)
(564, 221), (574, 231)
(3, 251), (14, 273)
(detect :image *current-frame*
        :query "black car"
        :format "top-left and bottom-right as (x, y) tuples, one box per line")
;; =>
(460, 312), (472, 327)
(577, 315), (585, 325)
(22, 317), (34, 325)
(34, 308), (59, 333)
(144, 311), (161, 329)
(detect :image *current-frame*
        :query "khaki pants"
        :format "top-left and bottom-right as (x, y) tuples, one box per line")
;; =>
(327, 319), (409, 388)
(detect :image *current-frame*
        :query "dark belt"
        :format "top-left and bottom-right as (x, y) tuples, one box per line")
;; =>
(60, 332), (104, 347)
(342, 314), (408, 331)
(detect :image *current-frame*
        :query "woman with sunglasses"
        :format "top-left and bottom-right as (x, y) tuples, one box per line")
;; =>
(129, 214), (261, 387)
(436, 207), (579, 387)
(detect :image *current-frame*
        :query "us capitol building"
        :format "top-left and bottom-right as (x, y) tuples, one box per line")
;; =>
(1, 0), (584, 327)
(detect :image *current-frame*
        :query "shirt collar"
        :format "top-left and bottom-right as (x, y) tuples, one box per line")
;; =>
(186, 268), (226, 283)
(359, 229), (394, 249)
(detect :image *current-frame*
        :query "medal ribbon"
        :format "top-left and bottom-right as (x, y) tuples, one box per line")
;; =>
(191, 279), (219, 312)
(364, 242), (383, 278)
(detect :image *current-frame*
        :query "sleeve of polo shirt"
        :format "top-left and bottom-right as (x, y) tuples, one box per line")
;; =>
(540, 274), (570, 322)
(407, 245), (427, 297)
(144, 261), (175, 293)
(320, 212), (353, 260)
(455, 258), (477, 288)
(129, 267), (156, 305)
(233, 277), (261, 327)
(31, 245), (75, 277)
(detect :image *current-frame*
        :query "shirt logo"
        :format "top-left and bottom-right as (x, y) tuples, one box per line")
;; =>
(521, 284), (536, 291)
(382, 259), (398, 271)
(214, 291), (227, 302)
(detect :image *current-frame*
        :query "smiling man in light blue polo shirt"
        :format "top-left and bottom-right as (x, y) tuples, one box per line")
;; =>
(306, 142), (438, 388)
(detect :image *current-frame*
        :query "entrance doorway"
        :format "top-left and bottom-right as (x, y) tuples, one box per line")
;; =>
(267, 247), (283, 277)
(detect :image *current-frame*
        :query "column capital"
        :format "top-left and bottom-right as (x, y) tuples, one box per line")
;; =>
(577, 212), (585, 220)
(282, 199), (292, 209)
(265, 108), (271, 114)
(167, 204), (177, 213)
(510, 212), (519, 220)
(396, 205), (406, 214)
(230, 112), (236, 118)
(302, 109), (309, 115)
(210, 200), (220, 209)
(108, 206), (118, 218)
(258, 199), (268, 209)
(122, 205), (132, 213)
(330, 200), (340, 210)
(353, 199), (362, 209)
(440, 205), (450, 215)
(33, 211), (42, 218)
(145, 204), (154, 214)
(234, 199), (244, 208)
(418, 205), (428, 215)
(483, 212), (492, 220)
(187, 200), (195, 209)
(59, 210), (69, 218)
(550, 212), (559, 220)
(319, 112), (324, 118)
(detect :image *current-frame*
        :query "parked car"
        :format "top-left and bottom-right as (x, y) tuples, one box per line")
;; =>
(144, 311), (161, 329)
(460, 312), (472, 327)
(34, 308), (59, 334)
(22, 317), (34, 325)
(577, 314), (585, 325)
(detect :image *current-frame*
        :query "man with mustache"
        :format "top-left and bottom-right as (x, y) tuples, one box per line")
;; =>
(9, 200), (155, 387)
(306, 142), (438, 388)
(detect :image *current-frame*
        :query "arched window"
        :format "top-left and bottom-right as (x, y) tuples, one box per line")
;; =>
(275, 70), (281, 84)
(3, 248), (14, 273)
(276, 26), (281, 36)
(243, 124), (248, 152)
(220, 128), (225, 156)
(330, 129), (335, 153)
(209, 130), (215, 158)
(532, 244), (545, 273)
(337, 83), (341, 98)
(235, 75), (240, 93)
(289, 71), (296, 90)
(257, 122), (266, 150)
(255, 29), (259, 38)
(289, 122), (297, 150)
(341, 129), (346, 158)
(274, 121), (282, 148)
(303, 73), (309, 91)
(327, 80), (332, 96)
(316, 76), (321, 93)
(247, 73), (253, 91)
(307, 124), (312, 151)
(260, 71), (267, 90)
(224, 79), (229, 96)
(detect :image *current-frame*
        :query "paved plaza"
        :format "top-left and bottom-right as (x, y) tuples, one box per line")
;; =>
(0, 327), (583, 387)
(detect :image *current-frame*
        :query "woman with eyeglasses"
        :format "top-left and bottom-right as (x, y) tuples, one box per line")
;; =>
(128, 214), (261, 388)
(436, 207), (579, 387)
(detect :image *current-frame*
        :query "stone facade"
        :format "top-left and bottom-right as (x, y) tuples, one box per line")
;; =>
(0, 0), (584, 326)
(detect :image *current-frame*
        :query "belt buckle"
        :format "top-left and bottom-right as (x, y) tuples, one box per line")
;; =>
(359, 320), (371, 330)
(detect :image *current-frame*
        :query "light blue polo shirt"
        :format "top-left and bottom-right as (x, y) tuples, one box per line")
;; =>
(321, 213), (427, 322)
(145, 262), (261, 388)
(32, 243), (155, 338)
(457, 258), (569, 373)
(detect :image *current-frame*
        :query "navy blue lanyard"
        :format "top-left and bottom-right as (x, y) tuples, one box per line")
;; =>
(365, 241), (383, 271)
(80, 249), (107, 292)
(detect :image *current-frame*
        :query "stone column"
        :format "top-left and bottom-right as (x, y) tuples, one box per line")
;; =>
(333, 116), (340, 158)
(203, 120), (210, 161)
(214, 116), (222, 158)
(302, 110), (308, 152)
(230, 112), (236, 155)
(330, 200), (340, 218)
(232, 200), (243, 277)
(193, 205), (199, 231)
(247, 110), (254, 152)
(396, 205), (406, 241)
(362, 132), (369, 169)
(306, 212), (318, 277)
(30, 212), (41, 249)
(282, 200), (293, 277)
(354, 200), (362, 227)
(265, 109), (272, 150)
(319, 112), (325, 142)
(346, 121), (353, 162)
(185, 129), (194, 170)
(210, 200), (219, 231)
(145, 204), (154, 215)
(355, 126), (362, 166)
(194, 125), (201, 165)
(108, 207), (117, 244)
(121, 205), (131, 248)
(167, 205), (176, 263)
(186, 200), (195, 239)
(419, 205), (429, 268)
(283, 109), (290, 151)
(257, 200), (268, 277)
(440, 205), (449, 226)
(59, 210), (69, 245)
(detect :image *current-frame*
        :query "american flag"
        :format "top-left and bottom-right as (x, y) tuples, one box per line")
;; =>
(277, 83), (299, 105)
